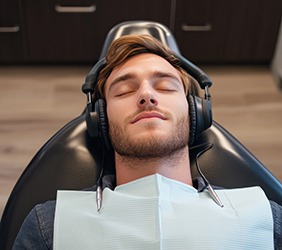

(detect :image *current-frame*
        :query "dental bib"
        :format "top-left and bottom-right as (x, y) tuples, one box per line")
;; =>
(54, 174), (273, 249)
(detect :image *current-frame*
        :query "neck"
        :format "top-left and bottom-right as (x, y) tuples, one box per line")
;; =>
(115, 146), (192, 186)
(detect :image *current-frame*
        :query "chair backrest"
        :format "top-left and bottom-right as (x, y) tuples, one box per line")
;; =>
(1, 21), (281, 250)
(99, 21), (181, 59)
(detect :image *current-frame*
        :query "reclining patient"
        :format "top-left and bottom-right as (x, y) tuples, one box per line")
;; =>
(13, 35), (282, 249)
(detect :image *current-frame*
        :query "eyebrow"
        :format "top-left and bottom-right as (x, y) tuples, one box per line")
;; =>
(108, 70), (181, 93)
(152, 71), (181, 83)
(109, 73), (135, 90)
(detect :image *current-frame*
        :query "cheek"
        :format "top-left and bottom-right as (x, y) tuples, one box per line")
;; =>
(164, 95), (188, 113)
(106, 100), (130, 127)
(179, 94), (189, 111)
(106, 95), (136, 115)
(171, 97), (189, 122)
(106, 103), (117, 125)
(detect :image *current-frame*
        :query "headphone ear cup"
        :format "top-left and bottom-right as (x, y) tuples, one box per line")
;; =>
(86, 104), (99, 139)
(201, 97), (212, 132)
(188, 95), (212, 146)
(95, 99), (113, 151)
(188, 95), (197, 146)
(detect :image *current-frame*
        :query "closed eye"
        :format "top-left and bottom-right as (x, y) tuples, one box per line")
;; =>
(155, 79), (180, 93)
(157, 88), (177, 92)
(114, 90), (135, 97)
(110, 79), (138, 98)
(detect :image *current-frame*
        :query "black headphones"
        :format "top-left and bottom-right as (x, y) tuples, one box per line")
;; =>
(82, 53), (213, 150)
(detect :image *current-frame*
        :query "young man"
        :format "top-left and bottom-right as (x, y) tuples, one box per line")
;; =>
(13, 35), (281, 249)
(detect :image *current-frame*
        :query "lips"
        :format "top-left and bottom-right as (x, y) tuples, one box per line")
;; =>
(131, 111), (166, 124)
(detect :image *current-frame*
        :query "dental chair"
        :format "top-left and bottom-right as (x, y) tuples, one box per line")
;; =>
(0, 21), (281, 250)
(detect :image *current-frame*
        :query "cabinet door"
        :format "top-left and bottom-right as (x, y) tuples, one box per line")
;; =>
(22, 0), (101, 63)
(0, 1), (25, 63)
(23, 0), (171, 63)
(173, 0), (282, 63)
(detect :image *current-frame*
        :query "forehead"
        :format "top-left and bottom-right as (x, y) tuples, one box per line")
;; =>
(104, 53), (181, 90)
(113, 53), (176, 71)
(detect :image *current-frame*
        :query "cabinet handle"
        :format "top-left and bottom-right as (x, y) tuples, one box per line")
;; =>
(181, 23), (212, 32)
(0, 26), (20, 33)
(55, 5), (96, 13)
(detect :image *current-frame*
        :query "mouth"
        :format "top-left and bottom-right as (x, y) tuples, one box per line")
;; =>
(131, 111), (166, 124)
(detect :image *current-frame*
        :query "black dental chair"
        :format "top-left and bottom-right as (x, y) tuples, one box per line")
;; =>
(0, 21), (281, 250)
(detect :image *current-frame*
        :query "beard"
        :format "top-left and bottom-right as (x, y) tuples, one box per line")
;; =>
(108, 112), (190, 159)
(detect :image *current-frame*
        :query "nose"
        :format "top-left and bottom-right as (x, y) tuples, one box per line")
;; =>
(137, 84), (158, 109)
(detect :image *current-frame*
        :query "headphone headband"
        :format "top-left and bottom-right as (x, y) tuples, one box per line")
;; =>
(82, 58), (107, 95)
(177, 54), (212, 89)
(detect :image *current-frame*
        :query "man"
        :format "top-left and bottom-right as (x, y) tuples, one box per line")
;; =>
(13, 35), (281, 249)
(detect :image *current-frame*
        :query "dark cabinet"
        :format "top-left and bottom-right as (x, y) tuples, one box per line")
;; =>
(0, 1), (25, 62)
(173, 0), (282, 63)
(1, 0), (281, 64)
(22, 0), (171, 63)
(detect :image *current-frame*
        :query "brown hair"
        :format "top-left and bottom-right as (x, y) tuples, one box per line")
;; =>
(96, 35), (193, 99)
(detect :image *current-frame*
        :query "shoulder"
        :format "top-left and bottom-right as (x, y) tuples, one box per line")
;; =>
(13, 200), (56, 249)
(13, 185), (98, 249)
(270, 200), (282, 220)
(269, 200), (282, 249)
(35, 200), (57, 246)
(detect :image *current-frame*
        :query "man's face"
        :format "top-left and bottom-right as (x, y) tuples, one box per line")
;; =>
(104, 53), (189, 159)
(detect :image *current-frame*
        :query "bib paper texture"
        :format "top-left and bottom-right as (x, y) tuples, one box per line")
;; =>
(54, 174), (273, 249)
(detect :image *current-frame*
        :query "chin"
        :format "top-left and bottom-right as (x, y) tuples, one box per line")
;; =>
(132, 129), (168, 139)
